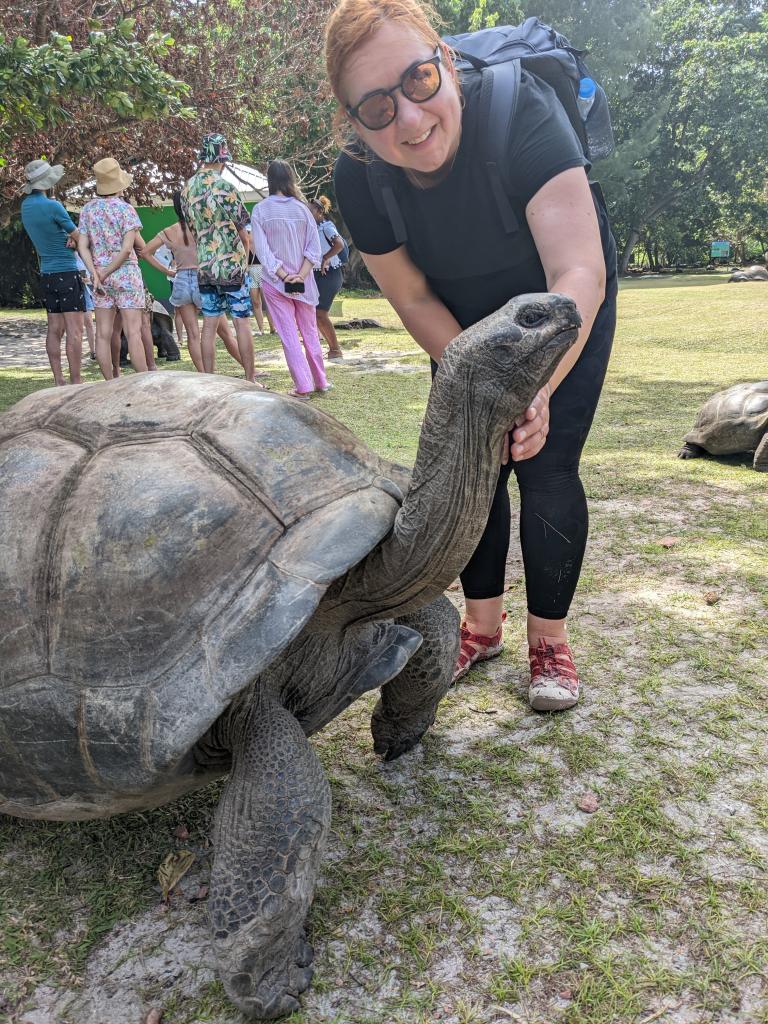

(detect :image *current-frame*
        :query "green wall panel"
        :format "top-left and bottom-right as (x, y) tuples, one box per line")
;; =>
(135, 202), (256, 301)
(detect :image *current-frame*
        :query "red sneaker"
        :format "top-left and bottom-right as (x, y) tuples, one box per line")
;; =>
(453, 613), (506, 684)
(528, 638), (580, 711)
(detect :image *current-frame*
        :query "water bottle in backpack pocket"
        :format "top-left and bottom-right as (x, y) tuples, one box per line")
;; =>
(576, 77), (614, 162)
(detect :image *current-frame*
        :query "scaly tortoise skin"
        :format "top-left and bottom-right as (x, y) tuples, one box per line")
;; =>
(679, 381), (768, 471)
(0, 293), (580, 1018)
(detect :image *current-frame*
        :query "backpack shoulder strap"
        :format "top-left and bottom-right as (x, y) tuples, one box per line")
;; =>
(477, 61), (521, 235)
(366, 158), (409, 246)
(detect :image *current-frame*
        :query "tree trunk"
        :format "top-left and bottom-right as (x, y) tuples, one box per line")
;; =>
(618, 227), (641, 275)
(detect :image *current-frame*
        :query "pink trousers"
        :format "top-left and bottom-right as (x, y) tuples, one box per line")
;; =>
(262, 281), (328, 394)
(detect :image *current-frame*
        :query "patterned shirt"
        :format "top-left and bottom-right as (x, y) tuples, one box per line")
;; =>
(78, 196), (142, 267)
(181, 169), (249, 289)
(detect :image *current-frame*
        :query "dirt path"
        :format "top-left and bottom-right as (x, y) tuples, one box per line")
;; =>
(0, 315), (63, 369)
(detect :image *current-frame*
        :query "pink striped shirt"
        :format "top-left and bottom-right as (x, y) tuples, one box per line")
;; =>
(251, 195), (321, 306)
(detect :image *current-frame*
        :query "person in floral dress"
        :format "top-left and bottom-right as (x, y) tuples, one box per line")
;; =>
(77, 158), (149, 378)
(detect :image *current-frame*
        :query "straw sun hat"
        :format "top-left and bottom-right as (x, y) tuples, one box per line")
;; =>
(93, 157), (133, 196)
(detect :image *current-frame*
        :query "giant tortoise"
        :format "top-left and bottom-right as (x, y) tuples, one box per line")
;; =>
(678, 381), (768, 470)
(728, 265), (768, 282)
(0, 293), (580, 1017)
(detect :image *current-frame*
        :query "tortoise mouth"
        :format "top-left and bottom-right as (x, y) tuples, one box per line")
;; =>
(542, 322), (580, 362)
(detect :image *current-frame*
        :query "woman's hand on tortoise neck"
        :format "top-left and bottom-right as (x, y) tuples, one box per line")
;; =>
(502, 383), (551, 464)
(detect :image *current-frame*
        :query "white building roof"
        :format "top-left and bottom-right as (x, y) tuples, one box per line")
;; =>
(66, 161), (268, 210)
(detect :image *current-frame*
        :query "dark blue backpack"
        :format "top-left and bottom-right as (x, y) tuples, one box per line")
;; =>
(368, 17), (614, 244)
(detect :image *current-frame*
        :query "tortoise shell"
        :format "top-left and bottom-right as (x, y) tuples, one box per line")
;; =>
(0, 373), (405, 819)
(684, 381), (768, 455)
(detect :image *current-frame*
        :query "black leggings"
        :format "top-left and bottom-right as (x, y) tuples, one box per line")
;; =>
(459, 295), (616, 618)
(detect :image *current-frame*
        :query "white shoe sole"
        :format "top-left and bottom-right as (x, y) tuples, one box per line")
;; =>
(529, 681), (579, 712)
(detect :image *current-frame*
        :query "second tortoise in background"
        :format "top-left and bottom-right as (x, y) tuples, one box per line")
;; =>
(679, 381), (768, 471)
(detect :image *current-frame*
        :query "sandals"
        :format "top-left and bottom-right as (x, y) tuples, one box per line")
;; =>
(288, 389), (312, 401)
(528, 638), (580, 711)
(452, 613), (506, 684)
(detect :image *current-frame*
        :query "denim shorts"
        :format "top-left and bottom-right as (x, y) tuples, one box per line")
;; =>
(247, 265), (262, 288)
(83, 282), (94, 312)
(199, 280), (253, 319)
(314, 266), (343, 312)
(171, 268), (202, 310)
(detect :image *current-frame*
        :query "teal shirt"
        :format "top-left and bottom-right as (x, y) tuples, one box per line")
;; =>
(20, 192), (78, 274)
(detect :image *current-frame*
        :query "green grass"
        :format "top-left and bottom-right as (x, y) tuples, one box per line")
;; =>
(0, 272), (767, 1023)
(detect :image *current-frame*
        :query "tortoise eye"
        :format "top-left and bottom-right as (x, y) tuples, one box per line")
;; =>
(519, 308), (548, 328)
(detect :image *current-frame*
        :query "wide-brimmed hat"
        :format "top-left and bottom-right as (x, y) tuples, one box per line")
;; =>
(199, 133), (232, 164)
(93, 157), (132, 196)
(22, 159), (65, 194)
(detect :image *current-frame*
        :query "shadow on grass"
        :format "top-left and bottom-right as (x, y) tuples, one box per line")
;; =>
(619, 274), (734, 289)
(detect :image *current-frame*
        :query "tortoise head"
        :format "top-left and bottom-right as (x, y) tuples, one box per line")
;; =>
(438, 292), (581, 426)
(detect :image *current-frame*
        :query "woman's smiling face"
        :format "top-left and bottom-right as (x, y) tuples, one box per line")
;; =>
(340, 22), (462, 175)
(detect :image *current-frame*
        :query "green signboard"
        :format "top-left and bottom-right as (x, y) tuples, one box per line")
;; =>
(710, 240), (731, 259)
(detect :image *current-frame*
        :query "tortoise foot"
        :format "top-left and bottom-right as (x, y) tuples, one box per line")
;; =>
(371, 700), (436, 761)
(678, 442), (704, 460)
(223, 931), (314, 1019)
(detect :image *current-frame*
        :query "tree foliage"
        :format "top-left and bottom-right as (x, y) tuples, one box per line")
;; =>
(0, 0), (335, 221)
(3, 0), (767, 278)
(605, 0), (768, 269)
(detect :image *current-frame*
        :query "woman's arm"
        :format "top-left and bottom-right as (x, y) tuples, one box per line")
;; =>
(251, 215), (287, 281)
(494, 166), (607, 461)
(139, 232), (176, 277)
(100, 229), (139, 280)
(526, 166), (606, 394)
(301, 206), (323, 273)
(362, 246), (462, 362)
(321, 235), (345, 273)
(76, 231), (99, 285)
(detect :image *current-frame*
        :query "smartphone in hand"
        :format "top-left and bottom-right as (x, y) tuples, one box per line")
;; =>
(284, 280), (305, 294)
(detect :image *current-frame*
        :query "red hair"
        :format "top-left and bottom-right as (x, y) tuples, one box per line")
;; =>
(324, 0), (456, 142)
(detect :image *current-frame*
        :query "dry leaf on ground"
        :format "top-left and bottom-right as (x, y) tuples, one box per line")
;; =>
(658, 536), (679, 548)
(577, 792), (600, 813)
(704, 591), (720, 605)
(143, 1010), (163, 1024)
(157, 850), (196, 902)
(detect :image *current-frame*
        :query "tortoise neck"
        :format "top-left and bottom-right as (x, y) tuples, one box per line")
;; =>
(320, 364), (507, 625)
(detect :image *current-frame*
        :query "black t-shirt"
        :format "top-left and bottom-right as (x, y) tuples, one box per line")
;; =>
(335, 70), (615, 329)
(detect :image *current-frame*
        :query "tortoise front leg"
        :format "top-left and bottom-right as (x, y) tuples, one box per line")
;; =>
(210, 693), (330, 1019)
(371, 595), (459, 761)
(678, 441), (706, 459)
(753, 432), (768, 471)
